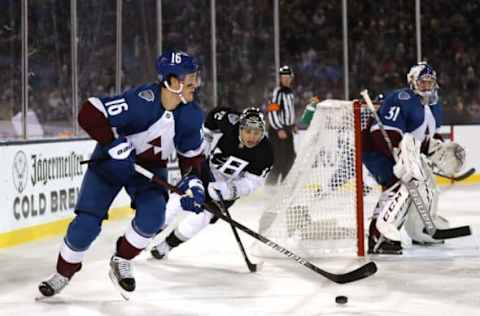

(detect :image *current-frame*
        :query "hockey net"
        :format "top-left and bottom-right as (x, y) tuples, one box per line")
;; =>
(254, 100), (379, 258)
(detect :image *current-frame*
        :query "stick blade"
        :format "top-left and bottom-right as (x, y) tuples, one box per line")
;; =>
(432, 225), (472, 240)
(312, 261), (378, 284)
(453, 168), (476, 181)
(436, 167), (476, 181)
(334, 261), (378, 284)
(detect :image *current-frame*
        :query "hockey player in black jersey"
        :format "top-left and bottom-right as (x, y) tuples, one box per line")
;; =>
(150, 106), (274, 259)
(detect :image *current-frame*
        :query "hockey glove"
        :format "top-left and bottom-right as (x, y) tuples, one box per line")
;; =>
(178, 176), (205, 213)
(208, 181), (238, 201)
(393, 134), (426, 183)
(98, 137), (136, 186)
(426, 138), (465, 176)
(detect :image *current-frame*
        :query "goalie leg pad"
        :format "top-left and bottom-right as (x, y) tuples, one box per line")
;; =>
(374, 182), (412, 242)
(404, 160), (447, 244)
(405, 210), (449, 245)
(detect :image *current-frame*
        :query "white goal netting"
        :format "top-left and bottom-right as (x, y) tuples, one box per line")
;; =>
(254, 100), (379, 258)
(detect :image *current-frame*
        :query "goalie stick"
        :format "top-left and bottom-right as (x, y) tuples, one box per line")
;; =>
(213, 190), (262, 272)
(361, 90), (471, 240)
(134, 163), (378, 284)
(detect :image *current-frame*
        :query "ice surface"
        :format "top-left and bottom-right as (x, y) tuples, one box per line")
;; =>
(1, 185), (479, 316)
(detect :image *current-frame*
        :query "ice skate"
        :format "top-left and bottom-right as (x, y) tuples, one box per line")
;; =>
(108, 255), (135, 300)
(368, 234), (402, 255)
(150, 240), (172, 260)
(38, 273), (70, 298)
(367, 219), (402, 255)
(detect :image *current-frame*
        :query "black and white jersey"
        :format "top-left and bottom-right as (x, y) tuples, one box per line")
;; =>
(203, 107), (274, 197)
(267, 86), (295, 129)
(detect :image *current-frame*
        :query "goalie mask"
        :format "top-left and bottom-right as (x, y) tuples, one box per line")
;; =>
(407, 62), (438, 100)
(239, 107), (266, 148)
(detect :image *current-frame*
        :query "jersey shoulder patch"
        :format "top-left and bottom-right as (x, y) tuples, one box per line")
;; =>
(138, 89), (155, 102)
(227, 113), (240, 125)
(205, 107), (240, 132)
(124, 83), (160, 105)
(398, 91), (411, 101)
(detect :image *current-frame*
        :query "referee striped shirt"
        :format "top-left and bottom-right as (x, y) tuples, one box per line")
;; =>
(267, 86), (295, 130)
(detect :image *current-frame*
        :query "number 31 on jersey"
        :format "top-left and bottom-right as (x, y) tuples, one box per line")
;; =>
(385, 106), (400, 121)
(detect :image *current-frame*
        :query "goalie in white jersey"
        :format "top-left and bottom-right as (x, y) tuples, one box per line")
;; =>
(362, 62), (466, 254)
(149, 106), (273, 259)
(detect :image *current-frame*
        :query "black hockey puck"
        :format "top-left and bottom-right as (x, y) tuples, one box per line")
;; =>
(335, 295), (348, 304)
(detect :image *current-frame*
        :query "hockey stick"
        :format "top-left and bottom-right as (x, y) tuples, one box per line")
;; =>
(434, 167), (476, 182)
(213, 190), (262, 272)
(361, 90), (471, 240)
(80, 158), (105, 165)
(134, 163), (377, 284)
(82, 157), (260, 271)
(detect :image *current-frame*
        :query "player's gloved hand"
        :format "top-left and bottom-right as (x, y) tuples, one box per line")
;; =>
(208, 181), (238, 201)
(393, 134), (425, 183)
(106, 137), (135, 160)
(98, 137), (135, 185)
(178, 176), (205, 213)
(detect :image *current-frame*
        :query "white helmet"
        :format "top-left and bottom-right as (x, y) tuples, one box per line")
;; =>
(407, 62), (438, 99)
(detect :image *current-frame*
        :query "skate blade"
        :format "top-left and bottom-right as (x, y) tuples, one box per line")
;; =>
(35, 294), (51, 302)
(108, 269), (130, 301)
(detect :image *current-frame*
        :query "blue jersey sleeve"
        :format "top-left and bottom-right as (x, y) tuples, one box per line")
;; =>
(174, 102), (205, 157)
(376, 91), (408, 134)
(96, 84), (161, 136)
(97, 93), (133, 129)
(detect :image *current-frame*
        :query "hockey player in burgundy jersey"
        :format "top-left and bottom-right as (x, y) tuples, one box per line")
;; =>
(38, 49), (207, 298)
(149, 107), (274, 260)
(362, 62), (465, 254)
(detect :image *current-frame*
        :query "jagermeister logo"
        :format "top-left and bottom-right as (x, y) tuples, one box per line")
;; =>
(12, 150), (28, 193)
(30, 151), (85, 187)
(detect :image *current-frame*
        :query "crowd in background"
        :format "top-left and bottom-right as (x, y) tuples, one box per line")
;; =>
(280, 1), (480, 125)
(1, 0), (480, 139)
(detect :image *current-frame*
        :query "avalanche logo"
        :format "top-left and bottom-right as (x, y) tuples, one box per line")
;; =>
(12, 150), (28, 193)
(138, 89), (155, 102)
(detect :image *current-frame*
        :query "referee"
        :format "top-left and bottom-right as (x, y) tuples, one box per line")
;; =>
(266, 65), (296, 185)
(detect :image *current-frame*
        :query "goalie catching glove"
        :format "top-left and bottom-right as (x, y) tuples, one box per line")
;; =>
(177, 176), (205, 213)
(425, 138), (465, 176)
